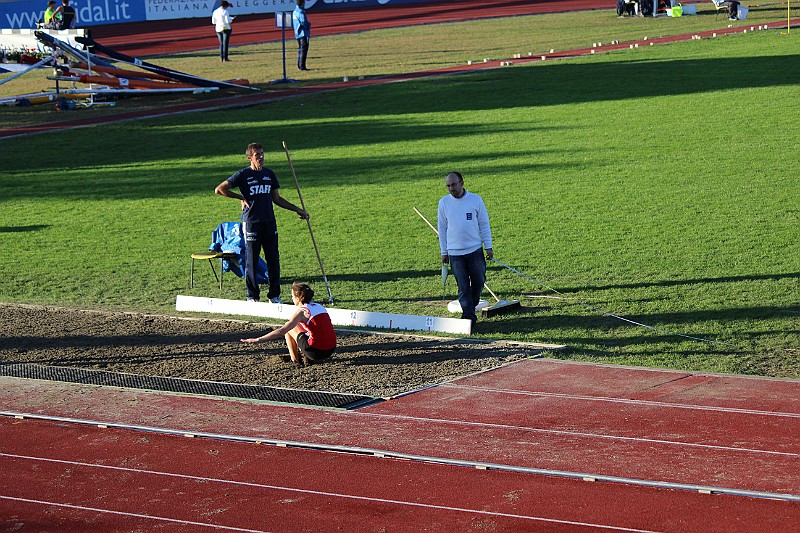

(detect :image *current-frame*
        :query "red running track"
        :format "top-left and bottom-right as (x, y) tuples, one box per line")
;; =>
(1, 358), (799, 531)
(1, 415), (798, 533)
(90, 0), (611, 57)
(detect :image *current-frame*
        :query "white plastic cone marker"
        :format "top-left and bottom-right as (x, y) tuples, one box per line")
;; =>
(448, 299), (490, 313)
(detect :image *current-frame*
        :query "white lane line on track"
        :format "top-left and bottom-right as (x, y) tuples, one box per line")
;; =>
(4, 414), (799, 502)
(0, 453), (659, 533)
(354, 411), (799, 457)
(0, 495), (268, 533)
(440, 383), (800, 418)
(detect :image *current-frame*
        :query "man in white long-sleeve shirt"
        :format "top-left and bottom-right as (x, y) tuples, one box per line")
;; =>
(438, 172), (494, 326)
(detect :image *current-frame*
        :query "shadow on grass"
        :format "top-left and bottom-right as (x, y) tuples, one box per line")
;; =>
(4, 50), (798, 198)
(480, 303), (798, 348)
(0, 225), (50, 233)
(564, 271), (800, 293)
(325, 268), (434, 283)
(487, 263), (800, 293)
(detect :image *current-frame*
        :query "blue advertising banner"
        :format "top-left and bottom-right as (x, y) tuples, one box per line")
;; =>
(145, 0), (293, 21)
(1, 0), (146, 28)
(1, 0), (436, 29)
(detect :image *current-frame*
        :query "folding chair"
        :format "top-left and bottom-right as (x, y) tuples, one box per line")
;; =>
(711, 0), (729, 18)
(189, 222), (243, 290)
(189, 222), (268, 290)
(190, 251), (239, 290)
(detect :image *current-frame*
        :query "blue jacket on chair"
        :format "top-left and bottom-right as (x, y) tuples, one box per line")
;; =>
(209, 222), (269, 285)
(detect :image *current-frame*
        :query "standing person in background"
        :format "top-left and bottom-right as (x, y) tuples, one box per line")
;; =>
(721, 0), (741, 19)
(52, 0), (76, 29)
(292, 0), (311, 71)
(241, 282), (337, 367)
(437, 172), (494, 328)
(211, 0), (235, 62)
(42, 1), (57, 28)
(215, 143), (309, 304)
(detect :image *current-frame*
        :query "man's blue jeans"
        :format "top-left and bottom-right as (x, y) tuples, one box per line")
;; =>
(449, 248), (486, 321)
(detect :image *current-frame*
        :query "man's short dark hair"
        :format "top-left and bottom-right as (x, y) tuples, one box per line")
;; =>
(446, 171), (463, 182)
(245, 143), (263, 157)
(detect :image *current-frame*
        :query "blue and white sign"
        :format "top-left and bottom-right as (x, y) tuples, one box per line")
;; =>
(1, 0), (439, 29)
(1, 0), (146, 29)
(145, 0), (295, 21)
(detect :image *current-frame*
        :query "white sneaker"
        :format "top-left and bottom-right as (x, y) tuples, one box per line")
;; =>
(247, 298), (259, 303)
(270, 297), (283, 304)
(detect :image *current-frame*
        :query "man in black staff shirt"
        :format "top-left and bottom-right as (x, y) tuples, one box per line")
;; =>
(215, 143), (309, 303)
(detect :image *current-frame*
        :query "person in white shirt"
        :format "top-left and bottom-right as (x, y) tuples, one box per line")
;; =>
(211, 1), (235, 62)
(437, 172), (494, 326)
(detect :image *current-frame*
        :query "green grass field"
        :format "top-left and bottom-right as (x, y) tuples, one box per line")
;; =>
(0, 4), (792, 128)
(1, 11), (798, 377)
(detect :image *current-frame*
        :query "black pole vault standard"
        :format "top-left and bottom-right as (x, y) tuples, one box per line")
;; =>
(35, 31), (116, 67)
(282, 141), (334, 305)
(73, 35), (260, 91)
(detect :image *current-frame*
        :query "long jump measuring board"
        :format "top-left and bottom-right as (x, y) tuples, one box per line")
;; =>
(176, 295), (472, 335)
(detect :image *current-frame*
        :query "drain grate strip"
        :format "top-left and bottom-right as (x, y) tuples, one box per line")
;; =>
(0, 363), (380, 410)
